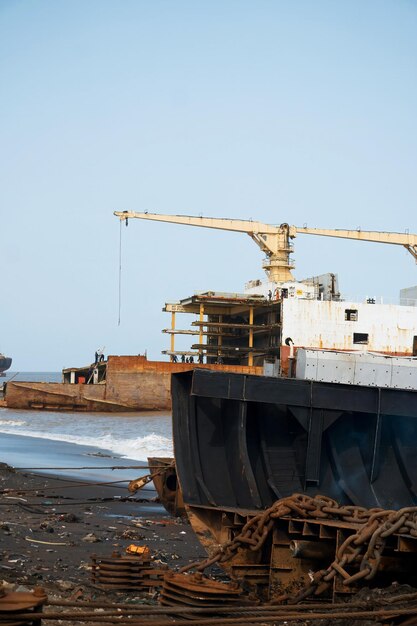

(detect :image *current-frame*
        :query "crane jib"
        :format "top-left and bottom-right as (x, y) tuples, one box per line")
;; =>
(113, 211), (417, 279)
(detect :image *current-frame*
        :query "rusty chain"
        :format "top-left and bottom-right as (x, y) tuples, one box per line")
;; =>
(180, 494), (417, 600)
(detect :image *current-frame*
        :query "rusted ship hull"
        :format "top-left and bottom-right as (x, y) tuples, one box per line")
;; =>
(147, 457), (186, 517)
(171, 369), (417, 599)
(4, 356), (262, 411)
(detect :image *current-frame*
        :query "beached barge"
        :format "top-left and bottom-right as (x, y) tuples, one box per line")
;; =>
(5, 355), (261, 411)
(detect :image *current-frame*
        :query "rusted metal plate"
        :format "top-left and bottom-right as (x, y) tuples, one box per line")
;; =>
(160, 573), (245, 607)
(0, 587), (47, 625)
(148, 457), (186, 518)
(91, 551), (165, 590)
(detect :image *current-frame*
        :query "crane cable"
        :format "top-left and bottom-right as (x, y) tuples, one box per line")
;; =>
(118, 218), (123, 326)
(118, 215), (129, 325)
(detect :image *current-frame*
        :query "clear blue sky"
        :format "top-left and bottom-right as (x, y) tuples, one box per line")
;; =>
(1, 0), (416, 370)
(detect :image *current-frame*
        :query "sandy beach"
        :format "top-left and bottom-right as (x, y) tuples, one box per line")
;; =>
(0, 452), (205, 597)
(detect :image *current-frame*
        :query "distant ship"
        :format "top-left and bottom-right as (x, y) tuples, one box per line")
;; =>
(0, 353), (12, 376)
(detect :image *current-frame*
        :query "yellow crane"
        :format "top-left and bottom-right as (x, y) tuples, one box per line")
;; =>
(114, 211), (417, 283)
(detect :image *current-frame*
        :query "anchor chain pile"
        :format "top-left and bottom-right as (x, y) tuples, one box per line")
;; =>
(180, 493), (417, 599)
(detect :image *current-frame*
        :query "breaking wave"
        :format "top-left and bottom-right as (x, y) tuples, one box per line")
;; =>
(0, 419), (26, 427)
(0, 427), (172, 460)
(100, 433), (173, 459)
(0, 409), (173, 461)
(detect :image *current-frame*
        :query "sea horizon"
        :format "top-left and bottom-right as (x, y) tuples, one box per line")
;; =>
(2, 371), (62, 383)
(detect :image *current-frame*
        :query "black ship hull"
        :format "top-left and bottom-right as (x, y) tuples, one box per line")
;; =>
(172, 369), (417, 511)
(0, 357), (12, 375)
(170, 369), (417, 600)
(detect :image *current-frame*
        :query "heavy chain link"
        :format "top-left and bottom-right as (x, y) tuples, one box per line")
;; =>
(180, 494), (417, 600)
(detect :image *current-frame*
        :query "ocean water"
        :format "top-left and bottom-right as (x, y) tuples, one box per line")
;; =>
(2, 371), (63, 383)
(0, 372), (173, 483)
(0, 408), (173, 461)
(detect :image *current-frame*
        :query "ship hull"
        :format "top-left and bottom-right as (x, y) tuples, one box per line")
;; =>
(172, 368), (417, 511)
(4, 356), (262, 411)
(171, 369), (417, 599)
(0, 357), (12, 375)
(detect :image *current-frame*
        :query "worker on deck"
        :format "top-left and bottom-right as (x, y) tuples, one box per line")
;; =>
(181, 354), (186, 363)
(96, 347), (105, 363)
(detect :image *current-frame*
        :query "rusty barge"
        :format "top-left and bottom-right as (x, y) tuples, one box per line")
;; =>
(4, 355), (262, 412)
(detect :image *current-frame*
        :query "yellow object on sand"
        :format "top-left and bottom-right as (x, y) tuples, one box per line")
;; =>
(126, 544), (150, 558)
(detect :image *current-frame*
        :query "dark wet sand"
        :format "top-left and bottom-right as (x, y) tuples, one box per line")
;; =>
(0, 431), (155, 486)
(2, 466), (417, 626)
(0, 462), (205, 599)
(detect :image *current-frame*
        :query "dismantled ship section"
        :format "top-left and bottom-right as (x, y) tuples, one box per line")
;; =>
(164, 291), (282, 367)
(163, 273), (340, 369)
(164, 274), (417, 376)
(171, 368), (417, 599)
(4, 355), (262, 411)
